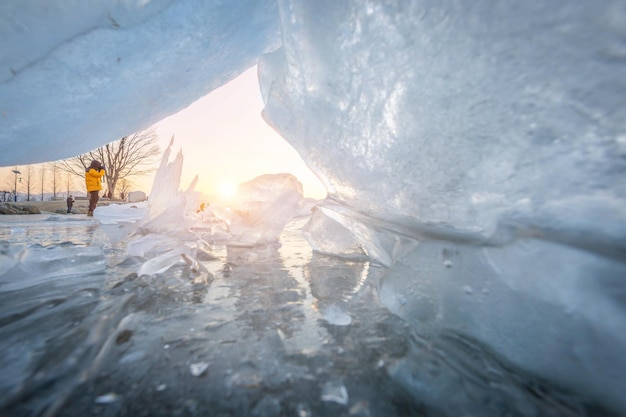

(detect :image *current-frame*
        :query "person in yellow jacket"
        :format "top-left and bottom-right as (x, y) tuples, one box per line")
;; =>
(85, 160), (106, 217)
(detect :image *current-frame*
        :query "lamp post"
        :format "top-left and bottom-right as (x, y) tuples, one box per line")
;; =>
(12, 169), (21, 202)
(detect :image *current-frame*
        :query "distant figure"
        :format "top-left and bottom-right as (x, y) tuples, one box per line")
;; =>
(85, 160), (106, 217)
(66, 194), (74, 214)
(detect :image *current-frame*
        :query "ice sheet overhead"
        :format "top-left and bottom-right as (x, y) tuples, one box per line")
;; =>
(0, 0), (280, 165)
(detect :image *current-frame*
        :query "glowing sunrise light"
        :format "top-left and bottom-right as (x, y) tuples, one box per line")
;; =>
(146, 65), (327, 201)
(218, 182), (238, 200)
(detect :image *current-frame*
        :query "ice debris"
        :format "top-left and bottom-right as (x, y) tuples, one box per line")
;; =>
(321, 380), (349, 405)
(189, 362), (210, 377)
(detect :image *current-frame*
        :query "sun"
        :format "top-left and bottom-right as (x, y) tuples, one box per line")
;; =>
(217, 181), (238, 200)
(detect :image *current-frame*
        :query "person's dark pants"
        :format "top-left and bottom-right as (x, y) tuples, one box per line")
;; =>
(88, 191), (100, 212)
(67, 204), (72, 213)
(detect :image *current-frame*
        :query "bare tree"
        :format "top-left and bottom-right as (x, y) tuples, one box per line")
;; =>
(64, 171), (75, 196)
(5, 166), (22, 202)
(24, 165), (34, 201)
(39, 163), (45, 201)
(49, 162), (60, 200)
(118, 178), (132, 201)
(60, 128), (160, 199)
(3, 173), (17, 202)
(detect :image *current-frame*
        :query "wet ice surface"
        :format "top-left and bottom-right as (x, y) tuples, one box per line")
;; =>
(0, 214), (99, 247)
(0, 216), (612, 417)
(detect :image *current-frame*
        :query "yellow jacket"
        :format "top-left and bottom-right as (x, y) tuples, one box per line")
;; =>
(85, 168), (105, 192)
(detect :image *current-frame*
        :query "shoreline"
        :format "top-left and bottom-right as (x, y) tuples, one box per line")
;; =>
(0, 199), (130, 221)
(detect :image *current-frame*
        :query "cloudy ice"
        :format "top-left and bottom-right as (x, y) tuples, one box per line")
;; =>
(1, 0), (625, 416)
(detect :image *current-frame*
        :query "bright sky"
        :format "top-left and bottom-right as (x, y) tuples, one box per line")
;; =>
(143, 65), (327, 201)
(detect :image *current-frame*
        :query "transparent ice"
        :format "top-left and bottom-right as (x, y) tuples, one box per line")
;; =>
(1, 0), (626, 416)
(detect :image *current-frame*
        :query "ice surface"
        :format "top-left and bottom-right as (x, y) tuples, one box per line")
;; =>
(1, 0), (626, 415)
(320, 305), (351, 326)
(0, 203), (619, 416)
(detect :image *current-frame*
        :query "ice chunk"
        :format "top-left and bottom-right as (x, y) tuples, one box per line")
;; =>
(260, 0), (626, 234)
(226, 174), (305, 246)
(137, 247), (191, 277)
(320, 380), (348, 405)
(303, 202), (419, 266)
(94, 393), (119, 404)
(146, 137), (185, 225)
(12, 245), (106, 284)
(140, 137), (200, 237)
(379, 237), (626, 415)
(189, 362), (209, 377)
(125, 234), (181, 259)
(94, 202), (148, 225)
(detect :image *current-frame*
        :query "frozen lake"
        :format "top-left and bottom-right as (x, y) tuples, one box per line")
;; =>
(0, 211), (613, 417)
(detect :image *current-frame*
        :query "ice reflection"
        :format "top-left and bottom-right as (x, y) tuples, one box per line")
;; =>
(0, 215), (97, 246)
(225, 244), (306, 337)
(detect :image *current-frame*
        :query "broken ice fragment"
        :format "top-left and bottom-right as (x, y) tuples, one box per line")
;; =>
(95, 393), (119, 404)
(189, 362), (210, 377)
(321, 380), (349, 405)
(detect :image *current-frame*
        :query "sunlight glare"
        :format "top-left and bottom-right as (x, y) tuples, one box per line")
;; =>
(150, 65), (327, 201)
(218, 182), (238, 200)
